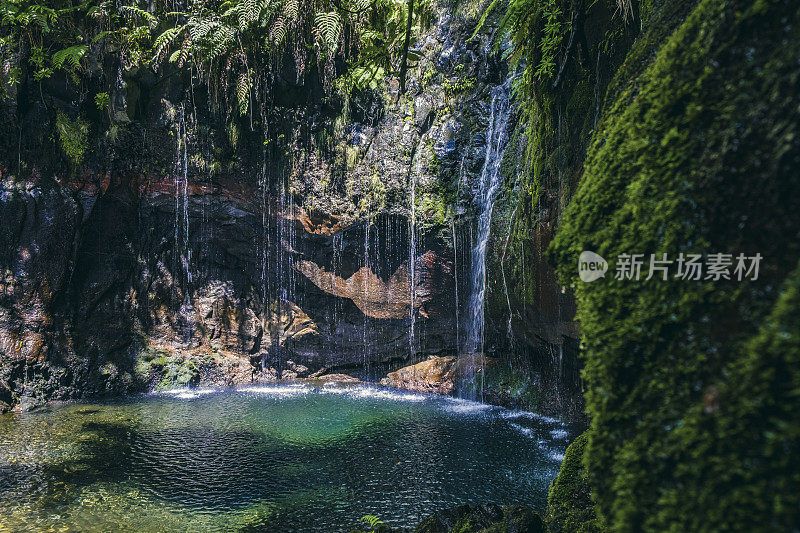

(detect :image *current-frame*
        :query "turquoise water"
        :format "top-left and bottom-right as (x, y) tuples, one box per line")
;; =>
(0, 384), (572, 532)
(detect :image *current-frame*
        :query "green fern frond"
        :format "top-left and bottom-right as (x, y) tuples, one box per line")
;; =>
(152, 25), (188, 66)
(269, 15), (287, 45)
(314, 11), (341, 56)
(360, 515), (384, 529)
(349, 0), (372, 12)
(52, 45), (87, 71)
(119, 5), (158, 29)
(236, 70), (252, 116)
(282, 0), (298, 21)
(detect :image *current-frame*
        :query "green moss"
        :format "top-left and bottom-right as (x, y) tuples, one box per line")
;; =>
(549, 0), (800, 529)
(472, 362), (541, 411)
(55, 110), (88, 171)
(134, 348), (201, 391)
(546, 432), (602, 532)
(443, 76), (476, 99)
(658, 260), (800, 531)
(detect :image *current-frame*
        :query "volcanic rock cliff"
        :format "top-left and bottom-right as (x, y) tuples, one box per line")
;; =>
(0, 0), (584, 415)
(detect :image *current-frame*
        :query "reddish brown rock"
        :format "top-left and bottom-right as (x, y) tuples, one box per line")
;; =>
(305, 373), (362, 385)
(380, 356), (458, 394)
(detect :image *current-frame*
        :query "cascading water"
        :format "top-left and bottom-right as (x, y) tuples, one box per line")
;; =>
(332, 232), (343, 332)
(452, 217), (460, 354)
(363, 218), (371, 377)
(464, 80), (512, 359)
(273, 173), (297, 354)
(174, 107), (193, 343)
(408, 170), (417, 359)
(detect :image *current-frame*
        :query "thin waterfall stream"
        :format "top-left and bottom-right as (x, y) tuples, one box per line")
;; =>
(174, 107), (193, 343)
(464, 80), (513, 360)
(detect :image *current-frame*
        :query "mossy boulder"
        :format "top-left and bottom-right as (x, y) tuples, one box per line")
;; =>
(545, 432), (602, 532)
(135, 348), (201, 391)
(549, 0), (800, 529)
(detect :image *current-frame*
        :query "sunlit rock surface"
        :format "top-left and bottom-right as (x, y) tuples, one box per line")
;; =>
(380, 355), (459, 394)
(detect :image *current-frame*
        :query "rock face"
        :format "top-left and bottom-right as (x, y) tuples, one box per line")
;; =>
(379, 354), (544, 411)
(0, 173), (458, 409)
(0, 0), (583, 414)
(380, 355), (459, 394)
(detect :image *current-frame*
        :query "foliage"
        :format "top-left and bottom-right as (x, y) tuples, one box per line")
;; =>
(1, 0), (437, 152)
(0, 0), (92, 82)
(51, 43), (86, 70)
(335, 0), (434, 93)
(94, 91), (110, 111)
(315, 10), (341, 56)
(442, 75), (474, 98)
(548, 0), (800, 529)
(497, 0), (559, 209)
(55, 110), (88, 170)
(360, 514), (384, 530)
(497, 0), (633, 208)
(545, 432), (602, 532)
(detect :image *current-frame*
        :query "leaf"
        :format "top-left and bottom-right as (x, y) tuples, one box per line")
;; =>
(360, 515), (384, 529)
(152, 25), (188, 67)
(119, 5), (158, 29)
(236, 70), (251, 116)
(52, 45), (87, 71)
(283, 0), (298, 21)
(314, 11), (341, 56)
(269, 15), (287, 45)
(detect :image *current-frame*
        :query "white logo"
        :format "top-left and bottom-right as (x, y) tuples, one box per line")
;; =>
(579, 251), (608, 282)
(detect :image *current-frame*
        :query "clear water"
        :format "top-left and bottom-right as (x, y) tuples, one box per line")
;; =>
(0, 384), (572, 532)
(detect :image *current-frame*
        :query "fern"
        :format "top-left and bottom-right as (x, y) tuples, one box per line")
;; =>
(52, 45), (87, 71)
(269, 15), (287, 44)
(236, 70), (251, 116)
(242, 0), (260, 24)
(152, 25), (188, 66)
(348, 0), (372, 12)
(119, 5), (157, 29)
(470, 0), (501, 41)
(314, 11), (341, 56)
(283, 0), (299, 21)
(360, 515), (384, 530)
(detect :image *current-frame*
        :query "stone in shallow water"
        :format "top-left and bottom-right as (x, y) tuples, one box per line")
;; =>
(379, 355), (458, 394)
(380, 355), (501, 396)
(306, 373), (362, 384)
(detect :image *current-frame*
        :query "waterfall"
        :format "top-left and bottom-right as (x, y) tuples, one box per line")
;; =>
(363, 218), (371, 377)
(332, 232), (343, 330)
(452, 217), (460, 355)
(260, 144), (271, 372)
(174, 108), (193, 343)
(409, 164), (417, 359)
(464, 80), (512, 357)
(274, 173), (296, 350)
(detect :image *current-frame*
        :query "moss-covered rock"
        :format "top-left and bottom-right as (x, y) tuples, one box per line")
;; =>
(545, 432), (602, 532)
(549, 0), (800, 529)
